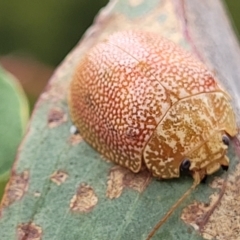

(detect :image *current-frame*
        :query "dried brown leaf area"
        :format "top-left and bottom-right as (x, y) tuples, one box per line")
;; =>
(69, 133), (82, 145)
(70, 183), (98, 213)
(50, 170), (68, 186)
(34, 192), (41, 198)
(17, 222), (42, 240)
(106, 166), (152, 199)
(48, 107), (67, 128)
(181, 163), (240, 240)
(41, 81), (68, 103)
(0, 171), (29, 210)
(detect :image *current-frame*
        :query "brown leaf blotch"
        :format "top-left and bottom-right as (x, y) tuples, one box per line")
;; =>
(124, 168), (152, 192)
(41, 82), (68, 102)
(181, 200), (215, 231)
(0, 170), (29, 209)
(48, 107), (67, 128)
(34, 192), (41, 198)
(17, 222), (42, 240)
(106, 166), (152, 199)
(181, 163), (240, 240)
(69, 133), (83, 145)
(106, 166), (127, 199)
(70, 183), (98, 213)
(50, 170), (68, 186)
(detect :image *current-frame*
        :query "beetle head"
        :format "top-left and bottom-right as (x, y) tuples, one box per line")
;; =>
(183, 131), (231, 185)
(143, 92), (237, 184)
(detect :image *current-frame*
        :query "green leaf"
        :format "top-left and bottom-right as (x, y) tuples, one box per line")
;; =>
(0, 67), (29, 199)
(0, 1), (240, 240)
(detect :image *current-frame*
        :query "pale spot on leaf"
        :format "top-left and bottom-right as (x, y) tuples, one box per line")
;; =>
(48, 107), (67, 128)
(41, 82), (68, 102)
(70, 183), (98, 213)
(0, 170), (29, 209)
(50, 170), (68, 186)
(106, 166), (152, 199)
(129, 0), (144, 7)
(17, 222), (42, 240)
(34, 192), (41, 198)
(69, 133), (82, 145)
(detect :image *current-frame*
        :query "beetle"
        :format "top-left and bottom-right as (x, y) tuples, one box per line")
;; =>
(69, 30), (237, 186)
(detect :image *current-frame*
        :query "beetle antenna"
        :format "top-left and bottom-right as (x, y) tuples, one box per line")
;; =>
(146, 181), (198, 240)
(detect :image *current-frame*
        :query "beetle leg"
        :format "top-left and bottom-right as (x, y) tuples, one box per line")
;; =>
(192, 170), (205, 187)
(221, 165), (229, 171)
(200, 175), (208, 184)
(219, 155), (229, 171)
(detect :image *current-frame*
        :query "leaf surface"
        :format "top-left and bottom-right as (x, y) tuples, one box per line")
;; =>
(0, 1), (240, 240)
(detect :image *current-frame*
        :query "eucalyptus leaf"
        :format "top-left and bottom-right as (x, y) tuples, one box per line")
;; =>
(0, 67), (28, 199)
(0, 1), (240, 240)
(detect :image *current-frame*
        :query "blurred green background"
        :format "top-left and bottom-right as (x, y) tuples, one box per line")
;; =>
(0, 0), (109, 66)
(0, 0), (108, 109)
(0, 0), (239, 105)
(0, 0), (239, 200)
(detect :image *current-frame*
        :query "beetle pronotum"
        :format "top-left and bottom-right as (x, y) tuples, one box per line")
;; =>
(69, 30), (237, 237)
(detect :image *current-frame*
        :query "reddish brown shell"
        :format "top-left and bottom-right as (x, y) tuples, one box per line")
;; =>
(69, 30), (237, 183)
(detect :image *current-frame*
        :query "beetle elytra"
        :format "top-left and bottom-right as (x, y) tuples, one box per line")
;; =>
(69, 30), (237, 186)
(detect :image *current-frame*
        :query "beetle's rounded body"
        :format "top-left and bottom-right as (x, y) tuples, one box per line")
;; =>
(69, 31), (237, 184)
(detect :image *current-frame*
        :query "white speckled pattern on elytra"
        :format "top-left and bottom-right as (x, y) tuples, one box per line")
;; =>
(69, 30), (237, 182)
